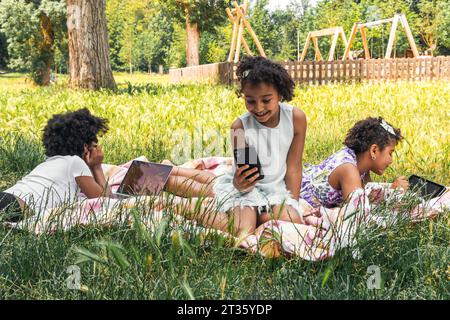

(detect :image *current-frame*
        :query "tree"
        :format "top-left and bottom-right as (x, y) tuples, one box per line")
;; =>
(160, 0), (229, 66)
(286, 0), (312, 60)
(41, 0), (69, 74)
(117, 0), (147, 73)
(0, 32), (8, 68)
(135, 10), (174, 72)
(106, 0), (174, 73)
(288, 0), (311, 18)
(437, 1), (450, 55)
(415, 0), (450, 56)
(248, 0), (275, 58)
(105, 0), (126, 70)
(199, 26), (230, 64)
(67, 0), (115, 89)
(0, 0), (66, 85)
(271, 8), (299, 60)
(247, 0), (302, 61)
(167, 23), (187, 68)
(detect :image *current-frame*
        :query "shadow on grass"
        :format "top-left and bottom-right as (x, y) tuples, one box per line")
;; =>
(112, 81), (234, 96)
(0, 72), (27, 79)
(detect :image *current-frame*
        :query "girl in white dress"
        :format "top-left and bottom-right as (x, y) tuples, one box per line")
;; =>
(171, 56), (307, 236)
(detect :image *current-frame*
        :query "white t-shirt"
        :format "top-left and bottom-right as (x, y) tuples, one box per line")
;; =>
(5, 155), (93, 213)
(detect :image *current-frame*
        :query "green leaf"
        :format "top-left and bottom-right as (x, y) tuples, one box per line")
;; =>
(73, 246), (107, 265)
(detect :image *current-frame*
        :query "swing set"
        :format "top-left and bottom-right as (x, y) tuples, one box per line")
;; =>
(343, 13), (419, 60)
(223, 5), (422, 63)
(299, 27), (348, 61)
(299, 13), (420, 61)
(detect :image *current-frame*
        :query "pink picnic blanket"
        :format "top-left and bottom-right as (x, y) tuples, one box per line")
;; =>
(6, 156), (450, 261)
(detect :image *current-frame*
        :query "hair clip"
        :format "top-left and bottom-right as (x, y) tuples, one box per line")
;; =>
(380, 119), (396, 136)
(241, 70), (250, 79)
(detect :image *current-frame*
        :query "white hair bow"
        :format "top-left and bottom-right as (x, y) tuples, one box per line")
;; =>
(380, 119), (396, 136)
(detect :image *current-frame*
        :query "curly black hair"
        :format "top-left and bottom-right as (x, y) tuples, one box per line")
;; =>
(236, 56), (295, 101)
(42, 108), (109, 158)
(344, 117), (403, 155)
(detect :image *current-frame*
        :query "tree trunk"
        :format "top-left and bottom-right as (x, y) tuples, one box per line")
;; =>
(67, 0), (116, 90)
(185, 15), (200, 67)
(38, 13), (54, 86)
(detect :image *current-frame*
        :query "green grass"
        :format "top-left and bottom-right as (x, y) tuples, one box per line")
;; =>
(0, 72), (449, 299)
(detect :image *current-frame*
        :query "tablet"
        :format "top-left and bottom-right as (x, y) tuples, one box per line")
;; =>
(116, 160), (173, 197)
(408, 174), (446, 200)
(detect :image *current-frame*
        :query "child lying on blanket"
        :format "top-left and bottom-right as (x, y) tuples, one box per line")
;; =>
(0, 108), (112, 222)
(300, 117), (408, 208)
(159, 154), (448, 230)
(0, 106), (224, 222)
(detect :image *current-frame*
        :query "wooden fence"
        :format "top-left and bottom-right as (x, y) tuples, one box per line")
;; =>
(170, 57), (450, 86)
(169, 63), (231, 84)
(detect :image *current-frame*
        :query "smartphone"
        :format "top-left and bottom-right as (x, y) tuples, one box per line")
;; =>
(408, 174), (446, 200)
(233, 146), (264, 181)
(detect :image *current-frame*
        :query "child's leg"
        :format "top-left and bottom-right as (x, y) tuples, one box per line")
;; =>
(167, 196), (229, 231)
(199, 205), (257, 236)
(171, 166), (216, 185)
(229, 206), (258, 236)
(168, 196), (257, 236)
(165, 175), (214, 198)
(258, 204), (303, 225)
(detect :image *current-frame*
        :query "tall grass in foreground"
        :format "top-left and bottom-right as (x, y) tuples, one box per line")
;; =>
(0, 78), (449, 299)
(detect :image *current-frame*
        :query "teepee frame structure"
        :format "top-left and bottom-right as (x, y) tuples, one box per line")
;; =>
(226, 0), (266, 62)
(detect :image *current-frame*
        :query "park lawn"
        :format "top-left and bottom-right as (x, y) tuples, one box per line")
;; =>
(0, 73), (449, 299)
(0, 71), (169, 91)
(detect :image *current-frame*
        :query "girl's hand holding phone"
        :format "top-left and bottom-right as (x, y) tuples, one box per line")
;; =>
(233, 165), (260, 193)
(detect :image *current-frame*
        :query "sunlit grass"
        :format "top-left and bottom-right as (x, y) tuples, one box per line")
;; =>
(114, 72), (169, 86)
(0, 71), (169, 91)
(0, 73), (449, 299)
(1, 73), (448, 183)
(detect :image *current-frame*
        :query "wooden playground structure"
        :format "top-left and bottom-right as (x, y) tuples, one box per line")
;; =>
(343, 13), (419, 60)
(227, 4), (423, 62)
(170, 8), (450, 85)
(301, 13), (420, 61)
(226, 0), (266, 62)
(300, 27), (348, 61)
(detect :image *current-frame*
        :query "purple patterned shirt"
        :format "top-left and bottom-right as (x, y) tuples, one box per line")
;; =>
(301, 147), (367, 208)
